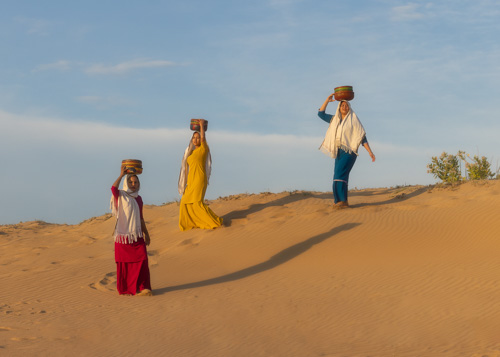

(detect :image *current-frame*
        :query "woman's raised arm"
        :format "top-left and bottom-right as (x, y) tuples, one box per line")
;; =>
(319, 93), (335, 112)
(113, 165), (128, 188)
(198, 119), (206, 142)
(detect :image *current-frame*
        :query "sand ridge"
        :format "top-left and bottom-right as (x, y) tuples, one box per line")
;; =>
(2, 181), (500, 356)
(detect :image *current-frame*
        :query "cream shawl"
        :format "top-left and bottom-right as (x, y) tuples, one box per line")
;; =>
(319, 101), (366, 158)
(178, 138), (212, 196)
(110, 175), (143, 244)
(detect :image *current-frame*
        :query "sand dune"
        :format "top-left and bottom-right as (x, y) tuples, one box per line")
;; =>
(2, 180), (500, 356)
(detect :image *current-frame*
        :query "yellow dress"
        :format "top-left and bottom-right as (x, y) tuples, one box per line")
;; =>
(179, 141), (223, 231)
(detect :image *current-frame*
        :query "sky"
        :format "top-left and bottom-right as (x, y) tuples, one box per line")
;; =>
(1, 0), (500, 225)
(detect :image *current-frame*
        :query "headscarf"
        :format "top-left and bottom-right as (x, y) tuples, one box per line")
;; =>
(110, 174), (143, 244)
(319, 101), (366, 158)
(178, 132), (212, 196)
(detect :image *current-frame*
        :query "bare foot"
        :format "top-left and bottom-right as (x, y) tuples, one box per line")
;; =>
(137, 289), (153, 296)
(333, 201), (349, 210)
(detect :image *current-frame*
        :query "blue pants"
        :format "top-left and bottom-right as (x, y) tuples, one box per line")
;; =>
(333, 149), (357, 203)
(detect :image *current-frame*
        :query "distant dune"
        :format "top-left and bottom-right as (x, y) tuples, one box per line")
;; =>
(2, 180), (500, 356)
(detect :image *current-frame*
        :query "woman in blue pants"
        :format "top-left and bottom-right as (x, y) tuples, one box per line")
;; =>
(318, 93), (376, 208)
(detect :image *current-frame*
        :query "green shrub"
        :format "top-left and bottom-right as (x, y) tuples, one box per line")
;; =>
(457, 151), (495, 180)
(428, 150), (496, 183)
(427, 152), (463, 184)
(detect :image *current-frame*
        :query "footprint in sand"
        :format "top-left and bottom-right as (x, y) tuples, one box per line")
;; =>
(70, 236), (97, 247)
(1, 304), (17, 315)
(270, 209), (295, 219)
(176, 236), (203, 249)
(1, 303), (12, 314)
(226, 217), (249, 226)
(32, 246), (49, 255)
(89, 272), (117, 293)
(147, 250), (159, 267)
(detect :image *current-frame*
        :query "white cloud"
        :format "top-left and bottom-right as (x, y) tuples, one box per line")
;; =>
(33, 60), (72, 72)
(32, 58), (181, 75)
(268, 0), (302, 6)
(76, 95), (134, 108)
(15, 17), (51, 36)
(391, 3), (427, 21)
(85, 59), (179, 75)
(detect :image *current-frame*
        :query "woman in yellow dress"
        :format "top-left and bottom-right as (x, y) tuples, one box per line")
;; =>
(178, 119), (223, 231)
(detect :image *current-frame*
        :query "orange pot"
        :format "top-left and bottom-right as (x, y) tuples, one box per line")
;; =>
(190, 119), (208, 131)
(334, 86), (354, 101)
(122, 159), (143, 174)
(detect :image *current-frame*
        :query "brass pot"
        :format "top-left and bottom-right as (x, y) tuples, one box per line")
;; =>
(122, 159), (143, 174)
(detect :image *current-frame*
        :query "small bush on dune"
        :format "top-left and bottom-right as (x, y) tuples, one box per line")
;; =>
(457, 151), (495, 180)
(427, 150), (496, 184)
(427, 152), (462, 184)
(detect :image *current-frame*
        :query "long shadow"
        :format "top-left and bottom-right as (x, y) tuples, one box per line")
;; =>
(350, 186), (430, 208)
(222, 192), (316, 226)
(315, 186), (429, 208)
(223, 186), (429, 225)
(154, 222), (361, 295)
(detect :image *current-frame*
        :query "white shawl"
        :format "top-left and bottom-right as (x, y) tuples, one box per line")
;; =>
(178, 140), (212, 196)
(110, 174), (143, 244)
(319, 101), (366, 158)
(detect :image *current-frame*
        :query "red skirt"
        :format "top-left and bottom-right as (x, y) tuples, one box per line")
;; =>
(115, 238), (151, 295)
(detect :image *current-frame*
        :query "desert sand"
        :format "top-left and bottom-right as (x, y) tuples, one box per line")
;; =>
(2, 180), (500, 356)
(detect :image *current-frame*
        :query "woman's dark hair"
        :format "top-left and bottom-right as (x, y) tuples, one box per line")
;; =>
(127, 174), (140, 185)
(191, 131), (200, 139)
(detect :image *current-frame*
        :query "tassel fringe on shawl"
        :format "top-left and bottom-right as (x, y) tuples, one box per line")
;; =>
(110, 175), (143, 244)
(319, 101), (366, 159)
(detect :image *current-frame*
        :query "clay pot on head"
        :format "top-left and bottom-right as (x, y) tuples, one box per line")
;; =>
(334, 86), (354, 101)
(190, 119), (208, 131)
(122, 159), (143, 174)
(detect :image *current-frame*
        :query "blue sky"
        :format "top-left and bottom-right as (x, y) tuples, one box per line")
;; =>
(1, 0), (500, 224)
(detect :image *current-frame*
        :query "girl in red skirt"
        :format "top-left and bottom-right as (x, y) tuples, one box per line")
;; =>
(110, 166), (152, 296)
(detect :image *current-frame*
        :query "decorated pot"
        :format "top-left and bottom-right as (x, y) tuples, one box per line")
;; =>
(122, 159), (143, 175)
(190, 119), (208, 132)
(334, 86), (354, 101)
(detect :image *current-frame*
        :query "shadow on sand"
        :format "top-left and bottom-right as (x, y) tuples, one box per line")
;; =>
(222, 192), (316, 226)
(154, 222), (361, 295)
(349, 186), (430, 208)
(221, 186), (429, 227)
(314, 186), (430, 208)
